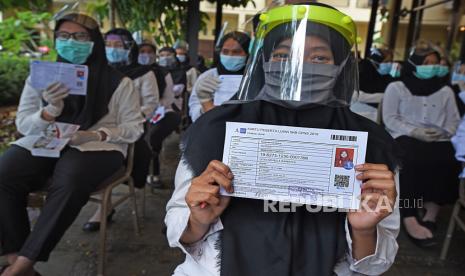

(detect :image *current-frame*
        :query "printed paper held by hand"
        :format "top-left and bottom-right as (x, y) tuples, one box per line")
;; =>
(221, 122), (368, 210)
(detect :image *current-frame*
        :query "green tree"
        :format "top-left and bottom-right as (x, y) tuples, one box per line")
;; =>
(86, 0), (109, 28)
(0, 11), (53, 56)
(113, 0), (253, 46)
(0, 0), (52, 12)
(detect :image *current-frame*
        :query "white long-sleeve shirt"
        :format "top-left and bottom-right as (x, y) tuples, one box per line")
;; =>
(382, 81), (460, 139)
(133, 71), (159, 119)
(14, 76), (144, 157)
(165, 160), (400, 276)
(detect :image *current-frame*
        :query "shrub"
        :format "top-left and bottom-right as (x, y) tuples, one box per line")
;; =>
(0, 55), (30, 106)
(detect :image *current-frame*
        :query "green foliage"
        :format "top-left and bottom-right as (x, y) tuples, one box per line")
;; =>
(0, 55), (29, 106)
(86, 0), (109, 27)
(0, 111), (18, 154)
(0, 11), (52, 55)
(0, 0), (52, 12)
(113, 0), (251, 46)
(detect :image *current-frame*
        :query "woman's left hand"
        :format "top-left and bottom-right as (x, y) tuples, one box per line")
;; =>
(347, 163), (397, 233)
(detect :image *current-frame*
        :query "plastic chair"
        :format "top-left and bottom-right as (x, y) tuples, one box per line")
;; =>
(28, 143), (140, 276)
(440, 176), (465, 260)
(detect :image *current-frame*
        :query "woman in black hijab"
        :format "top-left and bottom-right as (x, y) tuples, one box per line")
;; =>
(358, 47), (399, 94)
(383, 42), (461, 247)
(82, 28), (160, 232)
(166, 3), (399, 276)
(188, 31), (250, 122)
(0, 14), (143, 275)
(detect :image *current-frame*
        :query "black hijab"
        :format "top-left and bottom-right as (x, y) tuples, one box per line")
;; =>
(54, 13), (124, 130)
(401, 51), (446, 96)
(215, 31), (251, 75)
(159, 46), (187, 86)
(181, 4), (398, 275)
(105, 28), (151, 80)
(359, 49), (398, 94)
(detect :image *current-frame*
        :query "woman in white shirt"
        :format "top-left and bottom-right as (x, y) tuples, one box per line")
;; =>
(138, 43), (181, 188)
(189, 31), (250, 122)
(383, 43), (461, 247)
(0, 14), (143, 276)
(166, 3), (399, 275)
(82, 28), (160, 232)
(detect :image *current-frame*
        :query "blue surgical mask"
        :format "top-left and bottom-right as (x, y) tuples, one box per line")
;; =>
(377, 62), (392, 75)
(452, 72), (465, 83)
(408, 59), (439, 79)
(437, 65), (449, 77)
(177, 54), (187, 63)
(220, 54), (247, 72)
(106, 47), (129, 63)
(55, 39), (94, 64)
(138, 53), (156, 65)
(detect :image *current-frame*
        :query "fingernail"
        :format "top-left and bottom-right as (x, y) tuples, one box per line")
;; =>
(355, 164), (363, 170)
(228, 172), (233, 179)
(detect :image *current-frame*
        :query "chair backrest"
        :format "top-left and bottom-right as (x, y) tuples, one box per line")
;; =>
(124, 143), (135, 178)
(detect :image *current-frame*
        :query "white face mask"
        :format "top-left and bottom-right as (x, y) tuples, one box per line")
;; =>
(159, 56), (176, 67)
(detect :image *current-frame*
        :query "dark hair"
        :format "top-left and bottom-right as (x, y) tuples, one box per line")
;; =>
(217, 31), (251, 54)
(139, 43), (157, 53)
(159, 46), (176, 55)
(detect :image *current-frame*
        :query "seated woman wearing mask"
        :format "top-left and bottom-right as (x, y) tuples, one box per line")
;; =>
(0, 14), (143, 275)
(81, 28), (160, 232)
(158, 47), (187, 114)
(166, 3), (399, 276)
(138, 43), (181, 188)
(383, 42), (460, 247)
(174, 40), (199, 96)
(358, 47), (400, 95)
(188, 31), (250, 122)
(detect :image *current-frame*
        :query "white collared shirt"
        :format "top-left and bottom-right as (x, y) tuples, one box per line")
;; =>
(165, 160), (400, 276)
(133, 70), (159, 119)
(382, 81), (460, 139)
(14, 76), (144, 157)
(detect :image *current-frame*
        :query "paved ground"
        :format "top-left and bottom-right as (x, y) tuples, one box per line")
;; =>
(1, 133), (465, 275)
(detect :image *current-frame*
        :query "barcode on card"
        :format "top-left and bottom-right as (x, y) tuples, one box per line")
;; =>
(334, 175), (350, 188)
(331, 134), (357, 142)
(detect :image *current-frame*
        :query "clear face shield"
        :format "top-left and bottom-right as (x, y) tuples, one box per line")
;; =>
(237, 5), (359, 107)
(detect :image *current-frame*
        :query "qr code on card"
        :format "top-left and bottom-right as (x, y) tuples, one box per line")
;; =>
(334, 175), (350, 188)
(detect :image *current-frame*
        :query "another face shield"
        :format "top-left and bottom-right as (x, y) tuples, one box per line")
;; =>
(237, 5), (359, 107)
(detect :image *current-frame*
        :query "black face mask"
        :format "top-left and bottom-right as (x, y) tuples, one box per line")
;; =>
(260, 59), (346, 108)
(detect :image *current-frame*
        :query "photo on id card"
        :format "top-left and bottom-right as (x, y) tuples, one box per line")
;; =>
(330, 147), (357, 193)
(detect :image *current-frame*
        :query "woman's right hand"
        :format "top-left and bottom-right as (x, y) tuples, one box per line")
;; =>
(42, 82), (69, 119)
(185, 160), (233, 234)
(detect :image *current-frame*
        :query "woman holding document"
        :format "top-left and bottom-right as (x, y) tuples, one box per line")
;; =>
(188, 31), (250, 122)
(166, 3), (399, 276)
(0, 13), (143, 275)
